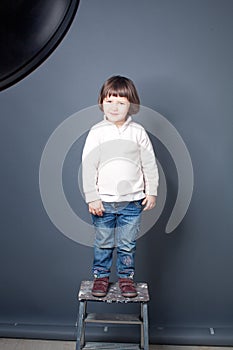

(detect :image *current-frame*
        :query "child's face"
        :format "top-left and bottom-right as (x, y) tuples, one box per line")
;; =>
(103, 95), (130, 127)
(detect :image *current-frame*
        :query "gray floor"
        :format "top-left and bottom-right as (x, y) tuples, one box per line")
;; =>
(0, 339), (232, 350)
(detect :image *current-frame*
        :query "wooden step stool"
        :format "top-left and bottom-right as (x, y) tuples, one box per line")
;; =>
(76, 280), (150, 350)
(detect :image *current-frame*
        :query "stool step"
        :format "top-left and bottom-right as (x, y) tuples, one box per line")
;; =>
(78, 281), (149, 303)
(82, 342), (141, 349)
(85, 313), (142, 324)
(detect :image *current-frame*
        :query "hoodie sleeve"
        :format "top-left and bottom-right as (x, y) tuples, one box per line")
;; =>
(139, 128), (159, 196)
(82, 129), (101, 203)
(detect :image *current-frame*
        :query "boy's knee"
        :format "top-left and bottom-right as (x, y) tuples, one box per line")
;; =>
(95, 240), (115, 249)
(117, 241), (136, 253)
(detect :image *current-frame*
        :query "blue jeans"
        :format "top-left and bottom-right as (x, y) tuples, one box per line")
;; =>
(91, 200), (143, 279)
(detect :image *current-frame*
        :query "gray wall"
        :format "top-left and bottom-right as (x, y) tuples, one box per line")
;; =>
(0, 0), (233, 345)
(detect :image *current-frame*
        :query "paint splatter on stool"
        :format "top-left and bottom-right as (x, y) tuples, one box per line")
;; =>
(78, 280), (149, 303)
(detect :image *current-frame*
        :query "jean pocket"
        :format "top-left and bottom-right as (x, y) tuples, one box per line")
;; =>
(133, 199), (144, 209)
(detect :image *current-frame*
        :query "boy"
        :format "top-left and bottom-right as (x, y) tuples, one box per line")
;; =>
(82, 75), (159, 297)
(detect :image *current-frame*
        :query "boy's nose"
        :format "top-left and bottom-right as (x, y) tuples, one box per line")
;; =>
(111, 103), (118, 110)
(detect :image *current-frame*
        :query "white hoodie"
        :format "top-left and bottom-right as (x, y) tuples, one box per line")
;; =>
(82, 116), (159, 203)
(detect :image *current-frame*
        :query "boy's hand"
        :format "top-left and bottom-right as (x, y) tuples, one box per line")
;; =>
(88, 200), (105, 216)
(142, 195), (156, 211)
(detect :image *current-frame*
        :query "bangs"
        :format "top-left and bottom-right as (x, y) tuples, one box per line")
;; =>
(103, 82), (130, 100)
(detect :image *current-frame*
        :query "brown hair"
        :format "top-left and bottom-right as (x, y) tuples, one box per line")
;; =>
(98, 75), (140, 115)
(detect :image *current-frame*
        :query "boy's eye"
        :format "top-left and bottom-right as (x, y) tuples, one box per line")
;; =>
(104, 99), (127, 105)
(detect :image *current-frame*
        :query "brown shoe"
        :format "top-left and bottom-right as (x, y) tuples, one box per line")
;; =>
(92, 277), (109, 297)
(119, 278), (137, 298)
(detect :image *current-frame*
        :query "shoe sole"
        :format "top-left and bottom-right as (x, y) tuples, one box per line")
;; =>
(121, 292), (137, 298)
(92, 291), (107, 297)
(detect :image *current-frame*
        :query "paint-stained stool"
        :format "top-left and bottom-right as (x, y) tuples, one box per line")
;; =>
(76, 280), (150, 350)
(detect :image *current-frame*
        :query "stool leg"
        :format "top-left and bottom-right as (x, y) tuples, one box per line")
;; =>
(76, 301), (86, 350)
(140, 303), (144, 349)
(142, 302), (149, 350)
